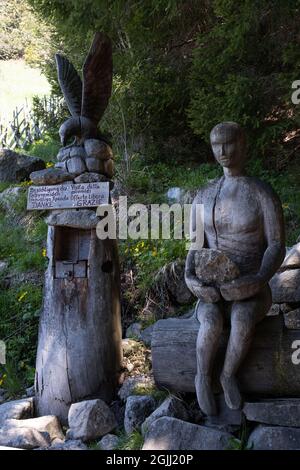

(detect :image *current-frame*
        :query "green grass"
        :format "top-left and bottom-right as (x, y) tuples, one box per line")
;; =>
(116, 430), (144, 450)
(0, 282), (42, 393)
(0, 59), (50, 124)
(25, 136), (60, 163)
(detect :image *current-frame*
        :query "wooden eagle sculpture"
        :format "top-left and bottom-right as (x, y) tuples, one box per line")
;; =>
(55, 32), (112, 146)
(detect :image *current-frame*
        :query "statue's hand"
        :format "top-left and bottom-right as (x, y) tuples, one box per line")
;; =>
(185, 273), (220, 303)
(220, 274), (264, 301)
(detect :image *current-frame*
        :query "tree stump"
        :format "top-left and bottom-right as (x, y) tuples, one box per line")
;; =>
(152, 315), (300, 396)
(35, 221), (122, 424)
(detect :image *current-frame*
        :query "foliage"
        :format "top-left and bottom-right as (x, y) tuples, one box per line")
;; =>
(132, 382), (169, 403)
(0, 0), (53, 63)
(116, 430), (144, 450)
(25, 135), (61, 163)
(0, 283), (42, 391)
(188, 0), (300, 169)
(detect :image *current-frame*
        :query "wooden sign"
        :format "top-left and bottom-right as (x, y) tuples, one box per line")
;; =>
(27, 182), (109, 210)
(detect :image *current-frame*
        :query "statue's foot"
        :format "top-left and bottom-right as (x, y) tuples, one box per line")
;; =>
(220, 372), (242, 410)
(195, 373), (217, 416)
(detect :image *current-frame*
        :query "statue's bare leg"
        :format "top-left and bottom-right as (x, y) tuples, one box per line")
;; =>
(195, 302), (224, 416)
(221, 286), (272, 409)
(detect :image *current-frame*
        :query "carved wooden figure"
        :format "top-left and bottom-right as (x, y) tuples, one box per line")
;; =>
(184, 122), (285, 416)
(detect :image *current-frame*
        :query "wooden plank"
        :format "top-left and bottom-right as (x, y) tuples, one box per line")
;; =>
(152, 316), (300, 396)
(27, 182), (109, 210)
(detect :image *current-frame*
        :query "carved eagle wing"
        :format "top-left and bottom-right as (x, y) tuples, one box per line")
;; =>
(81, 32), (113, 125)
(55, 54), (83, 117)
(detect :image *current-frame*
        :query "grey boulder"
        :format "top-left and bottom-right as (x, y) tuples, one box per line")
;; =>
(270, 269), (300, 303)
(67, 399), (117, 442)
(244, 399), (300, 427)
(30, 167), (74, 185)
(6, 415), (64, 442)
(248, 425), (300, 450)
(124, 395), (156, 434)
(0, 398), (34, 426)
(143, 417), (233, 450)
(0, 426), (51, 449)
(141, 396), (190, 435)
(98, 434), (119, 450)
(0, 149), (45, 182)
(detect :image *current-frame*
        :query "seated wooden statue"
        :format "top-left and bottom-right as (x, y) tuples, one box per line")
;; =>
(185, 121), (285, 415)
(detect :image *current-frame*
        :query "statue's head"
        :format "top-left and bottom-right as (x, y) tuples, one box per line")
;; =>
(210, 122), (246, 170)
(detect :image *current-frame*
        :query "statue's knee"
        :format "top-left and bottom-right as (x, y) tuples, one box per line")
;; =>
(198, 303), (223, 333)
(231, 309), (255, 338)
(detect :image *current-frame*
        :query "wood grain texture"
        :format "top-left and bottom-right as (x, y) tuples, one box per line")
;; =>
(152, 315), (300, 396)
(35, 226), (122, 424)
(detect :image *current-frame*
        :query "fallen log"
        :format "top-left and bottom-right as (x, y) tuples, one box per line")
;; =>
(152, 315), (300, 396)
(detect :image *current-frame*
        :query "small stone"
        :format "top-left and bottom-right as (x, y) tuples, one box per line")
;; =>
(142, 417), (233, 450)
(270, 269), (300, 303)
(30, 168), (73, 185)
(104, 159), (114, 178)
(50, 439), (87, 450)
(248, 425), (300, 450)
(118, 375), (154, 402)
(46, 209), (99, 229)
(141, 396), (190, 436)
(0, 398), (34, 426)
(97, 434), (119, 450)
(124, 395), (156, 434)
(25, 385), (35, 397)
(284, 309), (300, 329)
(74, 172), (110, 184)
(267, 304), (281, 316)
(140, 325), (154, 347)
(244, 399), (300, 427)
(126, 323), (142, 340)
(84, 139), (113, 161)
(85, 157), (105, 173)
(194, 249), (240, 285)
(279, 243), (300, 271)
(69, 146), (87, 159)
(0, 427), (50, 449)
(57, 147), (71, 162)
(67, 399), (117, 442)
(54, 161), (67, 170)
(66, 156), (86, 175)
(6, 416), (64, 442)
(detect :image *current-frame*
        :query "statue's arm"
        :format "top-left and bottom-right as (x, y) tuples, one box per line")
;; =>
(185, 194), (220, 303)
(257, 185), (285, 282)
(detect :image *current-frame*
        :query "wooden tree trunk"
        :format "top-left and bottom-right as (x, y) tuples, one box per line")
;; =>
(35, 224), (122, 424)
(152, 315), (300, 396)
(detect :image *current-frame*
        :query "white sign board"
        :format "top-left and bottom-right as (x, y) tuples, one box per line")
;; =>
(27, 182), (109, 210)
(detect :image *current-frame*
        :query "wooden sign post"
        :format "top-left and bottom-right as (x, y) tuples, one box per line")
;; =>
(29, 181), (122, 424)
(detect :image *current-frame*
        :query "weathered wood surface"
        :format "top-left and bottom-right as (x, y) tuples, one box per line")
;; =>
(152, 315), (300, 396)
(35, 226), (122, 424)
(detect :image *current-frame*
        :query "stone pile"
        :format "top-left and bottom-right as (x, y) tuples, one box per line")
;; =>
(30, 139), (114, 187)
